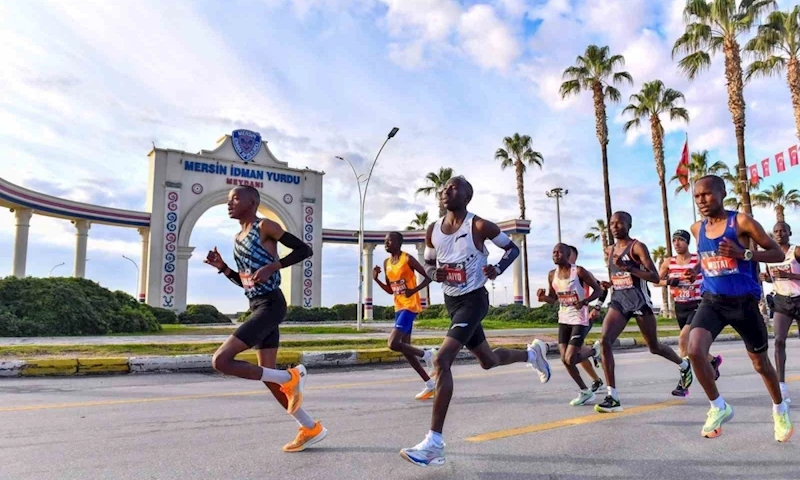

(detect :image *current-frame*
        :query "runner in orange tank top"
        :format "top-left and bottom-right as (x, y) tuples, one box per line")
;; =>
(373, 232), (436, 400)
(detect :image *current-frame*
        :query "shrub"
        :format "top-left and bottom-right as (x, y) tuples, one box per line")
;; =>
(284, 306), (338, 323)
(418, 304), (445, 319)
(147, 306), (179, 324)
(178, 304), (230, 324)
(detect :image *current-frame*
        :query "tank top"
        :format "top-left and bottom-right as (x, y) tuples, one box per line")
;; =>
(608, 240), (652, 310)
(552, 265), (589, 326)
(697, 210), (760, 298)
(385, 252), (422, 313)
(430, 212), (489, 297)
(668, 254), (703, 303)
(233, 219), (281, 299)
(768, 245), (800, 298)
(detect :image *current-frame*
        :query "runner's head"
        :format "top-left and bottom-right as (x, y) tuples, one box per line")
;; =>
(552, 243), (571, 266)
(227, 186), (260, 219)
(441, 176), (473, 211)
(567, 245), (578, 263)
(773, 222), (792, 245)
(694, 175), (726, 217)
(610, 212), (632, 240)
(384, 231), (403, 254)
(672, 229), (691, 254)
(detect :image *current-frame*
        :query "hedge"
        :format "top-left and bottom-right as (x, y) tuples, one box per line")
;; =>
(0, 276), (161, 336)
(178, 304), (230, 324)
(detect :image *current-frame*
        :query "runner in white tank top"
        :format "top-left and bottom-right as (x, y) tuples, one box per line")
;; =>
(400, 176), (551, 468)
(537, 243), (602, 406)
(761, 222), (800, 403)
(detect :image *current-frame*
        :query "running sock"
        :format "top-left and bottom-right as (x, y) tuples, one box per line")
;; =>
(260, 367), (292, 384)
(780, 382), (788, 394)
(422, 350), (431, 361)
(679, 359), (689, 371)
(425, 379), (435, 389)
(527, 348), (537, 364)
(427, 430), (444, 447)
(607, 386), (618, 400)
(774, 401), (788, 415)
(710, 396), (726, 410)
(292, 407), (316, 429)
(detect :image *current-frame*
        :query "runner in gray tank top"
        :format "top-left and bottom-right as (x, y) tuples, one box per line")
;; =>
(593, 212), (691, 413)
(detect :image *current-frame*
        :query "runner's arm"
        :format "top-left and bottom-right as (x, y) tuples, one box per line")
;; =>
(424, 224), (445, 282)
(474, 218), (519, 276)
(577, 267), (602, 306)
(655, 256), (671, 287)
(374, 260), (394, 295)
(629, 242), (660, 283)
(219, 266), (243, 288)
(736, 214), (784, 263)
(538, 271), (557, 304)
(406, 255), (433, 295)
(260, 220), (313, 269)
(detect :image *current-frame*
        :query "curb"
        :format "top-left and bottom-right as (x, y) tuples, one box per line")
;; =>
(1, 333), (748, 378)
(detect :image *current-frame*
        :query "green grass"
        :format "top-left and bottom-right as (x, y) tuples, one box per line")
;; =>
(108, 324), (376, 336)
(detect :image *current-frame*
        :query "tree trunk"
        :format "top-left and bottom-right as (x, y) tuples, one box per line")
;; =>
(601, 232), (609, 265)
(724, 39), (752, 216)
(516, 161), (526, 220)
(592, 81), (613, 256)
(651, 117), (673, 318)
(789, 57), (800, 142)
(777, 204), (785, 223)
(437, 190), (446, 218)
(661, 273), (670, 319)
(515, 161), (530, 307)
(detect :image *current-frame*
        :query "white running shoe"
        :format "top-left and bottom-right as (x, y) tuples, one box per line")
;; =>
(569, 390), (596, 406)
(592, 340), (602, 368)
(527, 339), (551, 383)
(415, 384), (435, 400)
(422, 348), (437, 375)
(400, 438), (445, 467)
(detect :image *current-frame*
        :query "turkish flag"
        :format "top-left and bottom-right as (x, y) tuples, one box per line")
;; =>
(776, 152), (786, 172)
(675, 139), (690, 191)
(761, 157), (771, 177)
(789, 145), (799, 167)
(749, 164), (760, 185)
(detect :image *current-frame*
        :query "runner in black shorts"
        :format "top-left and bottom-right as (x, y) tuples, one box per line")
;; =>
(204, 185), (327, 452)
(594, 212), (690, 413)
(399, 176), (551, 467)
(684, 175), (791, 441)
(568, 245), (605, 392)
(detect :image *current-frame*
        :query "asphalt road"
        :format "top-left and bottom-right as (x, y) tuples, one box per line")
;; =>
(2, 342), (800, 480)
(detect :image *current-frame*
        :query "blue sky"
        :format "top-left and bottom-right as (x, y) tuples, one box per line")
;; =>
(1, 0), (799, 313)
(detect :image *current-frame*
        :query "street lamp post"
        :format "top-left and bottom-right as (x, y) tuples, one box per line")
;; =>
(49, 262), (65, 277)
(545, 187), (569, 243)
(337, 127), (399, 331)
(122, 255), (140, 301)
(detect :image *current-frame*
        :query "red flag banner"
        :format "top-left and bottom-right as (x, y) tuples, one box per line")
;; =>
(675, 139), (690, 191)
(790, 145), (799, 167)
(749, 164), (760, 185)
(761, 158), (771, 177)
(776, 152), (786, 172)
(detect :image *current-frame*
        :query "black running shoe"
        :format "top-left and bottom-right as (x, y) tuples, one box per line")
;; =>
(671, 382), (689, 397)
(679, 357), (694, 389)
(711, 355), (722, 381)
(591, 379), (604, 392)
(594, 395), (623, 413)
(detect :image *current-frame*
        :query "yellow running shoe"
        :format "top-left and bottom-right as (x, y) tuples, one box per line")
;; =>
(283, 421), (328, 452)
(701, 403), (733, 438)
(280, 365), (307, 414)
(774, 411), (794, 443)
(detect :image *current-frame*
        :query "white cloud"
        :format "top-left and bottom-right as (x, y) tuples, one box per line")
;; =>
(459, 4), (521, 71)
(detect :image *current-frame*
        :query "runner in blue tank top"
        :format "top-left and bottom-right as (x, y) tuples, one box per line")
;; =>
(203, 186), (327, 452)
(683, 175), (792, 442)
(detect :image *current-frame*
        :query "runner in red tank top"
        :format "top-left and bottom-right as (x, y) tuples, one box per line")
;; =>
(657, 229), (722, 397)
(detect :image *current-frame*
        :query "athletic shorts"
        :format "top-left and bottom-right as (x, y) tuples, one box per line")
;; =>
(609, 301), (654, 320)
(233, 289), (287, 349)
(444, 287), (490, 350)
(691, 292), (768, 354)
(394, 309), (418, 334)
(558, 324), (592, 347)
(774, 295), (800, 319)
(675, 301), (701, 329)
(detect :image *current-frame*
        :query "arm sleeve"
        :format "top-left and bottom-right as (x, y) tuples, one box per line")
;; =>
(277, 232), (313, 268)
(492, 233), (519, 274)
(424, 246), (438, 279)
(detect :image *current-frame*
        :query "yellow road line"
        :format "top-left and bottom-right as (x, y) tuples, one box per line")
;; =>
(465, 399), (686, 442)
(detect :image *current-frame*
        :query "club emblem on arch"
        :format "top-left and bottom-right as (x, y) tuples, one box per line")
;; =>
(232, 129), (262, 163)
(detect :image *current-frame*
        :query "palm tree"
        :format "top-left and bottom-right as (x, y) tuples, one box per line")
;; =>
(723, 172), (762, 211)
(406, 211), (429, 231)
(416, 168), (454, 218)
(495, 133), (544, 307)
(651, 246), (671, 317)
(560, 45), (633, 244)
(673, 0), (777, 216)
(744, 6), (800, 140)
(584, 219), (610, 264)
(753, 182), (800, 222)
(623, 80), (690, 260)
(669, 150), (731, 195)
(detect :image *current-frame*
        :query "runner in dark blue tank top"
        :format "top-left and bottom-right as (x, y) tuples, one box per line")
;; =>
(203, 186), (327, 452)
(594, 212), (689, 414)
(684, 175), (792, 442)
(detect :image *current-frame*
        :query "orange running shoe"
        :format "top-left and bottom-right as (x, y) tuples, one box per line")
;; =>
(283, 422), (328, 452)
(280, 365), (307, 414)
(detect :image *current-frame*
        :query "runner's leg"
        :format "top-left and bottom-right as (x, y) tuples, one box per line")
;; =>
(388, 328), (430, 381)
(635, 311), (682, 365)
(599, 308), (629, 389)
(773, 312), (793, 383)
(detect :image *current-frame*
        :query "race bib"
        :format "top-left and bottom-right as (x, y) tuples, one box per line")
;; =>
(442, 262), (467, 287)
(240, 270), (255, 291)
(700, 251), (739, 277)
(673, 284), (695, 301)
(390, 279), (407, 295)
(611, 273), (634, 289)
(556, 290), (580, 308)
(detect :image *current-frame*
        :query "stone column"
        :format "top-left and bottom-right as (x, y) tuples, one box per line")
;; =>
(511, 233), (524, 304)
(363, 243), (376, 320)
(12, 208), (33, 278)
(73, 220), (91, 278)
(137, 228), (150, 303)
(175, 246), (195, 313)
(415, 243), (429, 309)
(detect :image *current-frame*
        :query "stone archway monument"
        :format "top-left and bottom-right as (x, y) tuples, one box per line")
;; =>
(145, 131), (324, 312)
